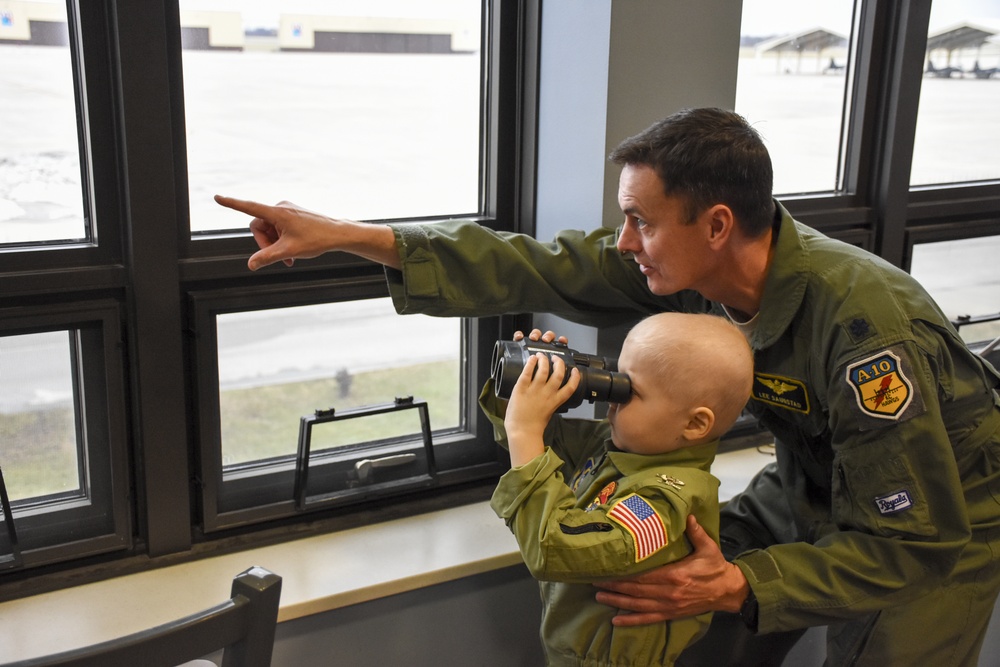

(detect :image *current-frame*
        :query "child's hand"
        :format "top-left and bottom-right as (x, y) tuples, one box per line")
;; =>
(503, 353), (580, 466)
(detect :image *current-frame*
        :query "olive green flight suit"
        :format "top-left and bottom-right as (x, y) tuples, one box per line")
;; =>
(480, 384), (719, 666)
(385, 202), (1000, 666)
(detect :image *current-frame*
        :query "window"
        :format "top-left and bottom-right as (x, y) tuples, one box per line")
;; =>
(0, 0), (529, 577)
(910, 1), (1000, 187)
(216, 299), (462, 469)
(909, 234), (1000, 345)
(1, 0), (996, 592)
(735, 0), (857, 195)
(0, 0), (87, 245)
(1, 331), (81, 502)
(192, 290), (498, 532)
(0, 303), (130, 567)
(177, 1), (514, 532)
(178, 0), (483, 233)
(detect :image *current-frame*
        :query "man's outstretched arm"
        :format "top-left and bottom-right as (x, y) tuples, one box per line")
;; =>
(215, 195), (401, 271)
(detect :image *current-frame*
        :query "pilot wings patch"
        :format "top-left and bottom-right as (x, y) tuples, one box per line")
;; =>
(752, 372), (810, 413)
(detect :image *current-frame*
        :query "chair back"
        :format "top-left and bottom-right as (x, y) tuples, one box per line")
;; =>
(4, 566), (281, 667)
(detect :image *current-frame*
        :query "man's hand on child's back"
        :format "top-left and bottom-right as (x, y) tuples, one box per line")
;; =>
(593, 515), (751, 625)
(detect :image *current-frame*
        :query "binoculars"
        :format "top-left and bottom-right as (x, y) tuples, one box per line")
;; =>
(490, 338), (631, 410)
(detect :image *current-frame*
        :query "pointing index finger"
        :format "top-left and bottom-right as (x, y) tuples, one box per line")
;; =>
(214, 194), (274, 218)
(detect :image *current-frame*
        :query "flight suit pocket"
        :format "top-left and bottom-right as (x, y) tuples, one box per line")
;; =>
(833, 444), (935, 538)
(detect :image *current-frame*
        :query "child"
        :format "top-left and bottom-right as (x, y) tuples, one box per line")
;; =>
(482, 312), (754, 667)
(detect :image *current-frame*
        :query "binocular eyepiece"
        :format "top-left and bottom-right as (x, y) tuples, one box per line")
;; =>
(491, 339), (632, 411)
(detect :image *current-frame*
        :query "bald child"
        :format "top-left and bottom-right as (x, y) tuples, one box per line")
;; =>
(482, 312), (754, 667)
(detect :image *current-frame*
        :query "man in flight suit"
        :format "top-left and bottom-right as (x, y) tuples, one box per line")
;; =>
(216, 107), (1000, 666)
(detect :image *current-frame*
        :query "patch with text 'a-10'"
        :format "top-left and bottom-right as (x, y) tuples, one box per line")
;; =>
(846, 349), (916, 421)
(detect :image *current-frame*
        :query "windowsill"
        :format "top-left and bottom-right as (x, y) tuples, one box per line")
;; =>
(0, 447), (773, 662)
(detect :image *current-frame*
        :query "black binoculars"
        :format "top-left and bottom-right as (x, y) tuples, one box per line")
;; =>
(490, 338), (631, 411)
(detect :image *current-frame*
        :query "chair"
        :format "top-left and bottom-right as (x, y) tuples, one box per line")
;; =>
(4, 566), (281, 667)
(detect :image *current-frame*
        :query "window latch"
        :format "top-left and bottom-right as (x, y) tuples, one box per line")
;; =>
(355, 453), (418, 484)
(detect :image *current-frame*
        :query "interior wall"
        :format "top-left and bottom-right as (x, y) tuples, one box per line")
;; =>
(531, 0), (746, 383)
(269, 565), (543, 666)
(532, 0), (612, 397)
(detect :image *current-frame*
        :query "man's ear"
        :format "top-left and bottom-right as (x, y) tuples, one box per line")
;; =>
(683, 406), (716, 441)
(704, 204), (735, 248)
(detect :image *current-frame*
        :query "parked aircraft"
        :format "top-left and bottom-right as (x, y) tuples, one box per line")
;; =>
(926, 61), (964, 78)
(970, 61), (999, 79)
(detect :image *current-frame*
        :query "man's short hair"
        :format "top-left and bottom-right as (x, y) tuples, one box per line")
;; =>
(609, 107), (775, 237)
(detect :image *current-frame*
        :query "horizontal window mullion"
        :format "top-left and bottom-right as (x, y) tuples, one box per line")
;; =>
(0, 265), (126, 300)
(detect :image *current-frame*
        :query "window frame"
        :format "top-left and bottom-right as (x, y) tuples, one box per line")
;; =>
(780, 0), (1000, 278)
(188, 279), (503, 533)
(0, 0), (538, 579)
(2, 0), (998, 589)
(0, 300), (131, 568)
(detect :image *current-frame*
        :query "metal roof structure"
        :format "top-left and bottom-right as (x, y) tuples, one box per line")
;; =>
(753, 27), (848, 74)
(755, 27), (848, 56)
(926, 21), (999, 54)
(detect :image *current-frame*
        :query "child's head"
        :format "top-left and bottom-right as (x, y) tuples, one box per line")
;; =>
(606, 312), (753, 454)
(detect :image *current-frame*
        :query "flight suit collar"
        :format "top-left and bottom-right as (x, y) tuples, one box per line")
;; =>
(748, 201), (809, 352)
(605, 439), (718, 476)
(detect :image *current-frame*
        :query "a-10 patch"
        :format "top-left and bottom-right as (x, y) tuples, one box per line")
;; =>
(846, 349), (914, 420)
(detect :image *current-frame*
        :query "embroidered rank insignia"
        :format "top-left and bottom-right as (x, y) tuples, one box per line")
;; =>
(658, 475), (685, 489)
(585, 481), (617, 511)
(846, 317), (876, 344)
(846, 350), (913, 419)
(752, 373), (810, 413)
(608, 494), (667, 562)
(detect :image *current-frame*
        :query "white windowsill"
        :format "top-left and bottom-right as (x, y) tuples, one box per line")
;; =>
(0, 447), (772, 662)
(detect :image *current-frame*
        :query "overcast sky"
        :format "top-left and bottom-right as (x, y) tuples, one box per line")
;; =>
(740, 0), (1000, 36)
(170, 0), (1000, 35)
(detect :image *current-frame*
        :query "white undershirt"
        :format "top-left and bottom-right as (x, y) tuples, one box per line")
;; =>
(722, 304), (759, 339)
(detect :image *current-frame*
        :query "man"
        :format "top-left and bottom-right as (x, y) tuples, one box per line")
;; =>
(216, 107), (1000, 665)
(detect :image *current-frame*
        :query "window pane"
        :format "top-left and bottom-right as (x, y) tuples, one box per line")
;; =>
(909, 234), (1000, 344)
(736, 0), (854, 195)
(309, 408), (426, 452)
(910, 3), (1000, 186)
(0, 2), (87, 244)
(0, 331), (81, 501)
(217, 298), (461, 466)
(179, 1), (483, 233)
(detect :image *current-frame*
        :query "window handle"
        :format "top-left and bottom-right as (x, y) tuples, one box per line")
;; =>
(355, 453), (417, 484)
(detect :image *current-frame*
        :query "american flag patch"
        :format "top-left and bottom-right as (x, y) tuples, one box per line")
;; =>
(608, 494), (667, 562)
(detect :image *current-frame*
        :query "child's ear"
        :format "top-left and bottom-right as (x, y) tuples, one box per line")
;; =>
(683, 407), (715, 441)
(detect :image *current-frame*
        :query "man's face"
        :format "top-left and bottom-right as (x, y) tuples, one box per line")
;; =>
(615, 164), (714, 296)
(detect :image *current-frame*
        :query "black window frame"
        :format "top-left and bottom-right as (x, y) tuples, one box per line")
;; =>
(777, 0), (1000, 308)
(172, 0), (538, 536)
(0, 300), (131, 568)
(187, 280), (503, 533)
(1, 0), (998, 592)
(0, 0), (538, 584)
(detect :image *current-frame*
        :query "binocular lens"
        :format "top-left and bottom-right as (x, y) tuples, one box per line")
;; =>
(491, 339), (631, 410)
